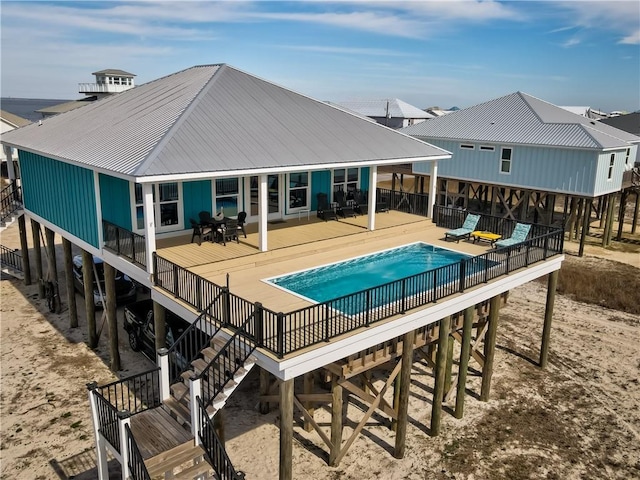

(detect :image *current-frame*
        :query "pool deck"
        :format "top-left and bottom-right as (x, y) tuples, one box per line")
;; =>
(156, 211), (495, 314)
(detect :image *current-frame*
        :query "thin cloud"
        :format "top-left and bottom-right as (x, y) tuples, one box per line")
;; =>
(562, 37), (582, 48)
(272, 44), (417, 57)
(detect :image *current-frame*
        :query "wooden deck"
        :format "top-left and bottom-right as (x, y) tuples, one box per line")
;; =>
(156, 211), (495, 314)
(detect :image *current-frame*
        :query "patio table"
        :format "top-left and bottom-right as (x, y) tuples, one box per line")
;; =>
(471, 230), (502, 247)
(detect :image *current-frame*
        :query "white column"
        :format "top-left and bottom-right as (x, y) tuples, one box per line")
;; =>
(3, 146), (16, 181)
(158, 348), (170, 401)
(428, 161), (438, 219)
(118, 411), (132, 480)
(142, 183), (156, 274)
(189, 376), (202, 445)
(86, 383), (109, 480)
(367, 166), (377, 231)
(258, 174), (268, 252)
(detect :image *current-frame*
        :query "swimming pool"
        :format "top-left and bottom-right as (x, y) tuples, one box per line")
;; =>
(265, 242), (473, 314)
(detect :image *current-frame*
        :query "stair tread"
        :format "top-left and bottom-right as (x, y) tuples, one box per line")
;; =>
(146, 443), (207, 477)
(163, 397), (192, 425)
(175, 458), (215, 478)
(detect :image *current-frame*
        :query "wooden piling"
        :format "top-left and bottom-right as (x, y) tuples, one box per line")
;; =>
(578, 199), (592, 257)
(104, 262), (121, 372)
(279, 378), (293, 480)
(153, 301), (166, 353)
(30, 220), (44, 298)
(394, 329), (415, 458)
(259, 368), (271, 414)
(430, 316), (450, 436)
(44, 227), (60, 313)
(480, 296), (500, 402)
(329, 375), (343, 466)
(17, 215), (31, 285)
(632, 192), (639, 234)
(444, 332), (454, 394)
(62, 237), (78, 328)
(82, 249), (97, 349)
(540, 270), (558, 368)
(303, 372), (315, 432)
(616, 190), (627, 240)
(455, 306), (474, 419)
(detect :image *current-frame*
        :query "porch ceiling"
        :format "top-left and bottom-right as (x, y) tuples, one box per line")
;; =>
(155, 211), (495, 313)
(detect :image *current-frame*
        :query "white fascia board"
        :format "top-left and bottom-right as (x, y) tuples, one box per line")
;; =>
(101, 250), (150, 287)
(265, 255), (563, 380)
(150, 290), (201, 324)
(135, 155), (452, 184)
(25, 210), (101, 257)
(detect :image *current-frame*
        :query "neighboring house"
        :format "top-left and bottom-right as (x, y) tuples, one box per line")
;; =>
(403, 91), (640, 250)
(1, 68), (567, 480)
(334, 98), (434, 129)
(600, 112), (640, 166)
(0, 109), (30, 178)
(36, 69), (136, 117)
(559, 105), (610, 120)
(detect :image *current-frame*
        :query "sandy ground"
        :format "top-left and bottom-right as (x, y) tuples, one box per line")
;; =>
(1, 227), (639, 479)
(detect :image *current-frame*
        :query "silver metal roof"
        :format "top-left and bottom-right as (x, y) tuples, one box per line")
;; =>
(336, 99), (434, 120)
(2, 65), (450, 179)
(402, 92), (640, 149)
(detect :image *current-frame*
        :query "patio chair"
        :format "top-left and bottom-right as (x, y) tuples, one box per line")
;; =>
(334, 190), (356, 218)
(316, 193), (338, 221)
(190, 219), (211, 246)
(198, 211), (212, 225)
(237, 211), (247, 238)
(221, 219), (240, 246)
(353, 189), (369, 215)
(495, 223), (532, 249)
(444, 213), (480, 242)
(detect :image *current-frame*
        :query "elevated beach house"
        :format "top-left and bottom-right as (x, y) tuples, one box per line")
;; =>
(402, 92), (640, 254)
(2, 67), (565, 480)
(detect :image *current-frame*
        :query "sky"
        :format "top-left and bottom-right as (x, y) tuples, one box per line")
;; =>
(1, 1), (639, 113)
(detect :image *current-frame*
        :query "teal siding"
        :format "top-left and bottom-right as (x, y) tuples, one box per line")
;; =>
(183, 180), (212, 225)
(19, 151), (99, 247)
(99, 174), (131, 229)
(311, 171), (331, 210)
(360, 167), (370, 191)
(412, 139), (602, 196)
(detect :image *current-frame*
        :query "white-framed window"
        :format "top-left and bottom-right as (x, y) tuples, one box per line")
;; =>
(480, 145), (495, 152)
(133, 182), (183, 233)
(625, 148), (631, 166)
(500, 147), (512, 174)
(287, 172), (309, 210)
(608, 153), (615, 180)
(214, 178), (239, 217)
(332, 168), (359, 200)
(460, 144), (475, 150)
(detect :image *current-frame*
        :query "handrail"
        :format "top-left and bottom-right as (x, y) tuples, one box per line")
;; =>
(126, 423), (151, 480)
(197, 396), (245, 480)
(199, 311), (257, 411)
(0, 181), (22, 223)
(97, 367), (161, 415)
(165, 300), (222, 385)
(93, 390), (121, 453)
(102, 220), (147, 268)
(0, 244), (22, 272)
(377, 187), (429, 216)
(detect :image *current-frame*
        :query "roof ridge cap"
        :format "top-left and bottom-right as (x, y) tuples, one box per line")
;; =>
(133, 65), (225, 176)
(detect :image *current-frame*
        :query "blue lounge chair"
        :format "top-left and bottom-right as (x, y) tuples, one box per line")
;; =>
(444, 213), (480, 242)
(495, 223), (531, 248)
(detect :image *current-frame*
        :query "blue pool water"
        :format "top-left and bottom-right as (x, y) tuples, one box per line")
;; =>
(266, 242), (470, 310)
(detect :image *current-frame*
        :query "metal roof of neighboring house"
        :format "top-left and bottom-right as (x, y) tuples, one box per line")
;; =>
(335, 99), (434, 120)
(599, 112), (640, 137)
(2, 64), (450, 179)
(402, 92), (640, 150)
(92, 69), (136, 77)
(36, 98), (97, 115)
(0, 110), (31, 128)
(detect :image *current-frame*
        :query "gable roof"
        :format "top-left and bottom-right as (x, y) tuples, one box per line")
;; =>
(0, 110), (31, 128)
(335, 99), (433, 120)
(92, 69), (136, 77)
(2, 65), (449, 179)
(402, 92), (640, 150)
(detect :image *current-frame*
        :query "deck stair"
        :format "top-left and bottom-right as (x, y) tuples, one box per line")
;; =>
(0, 243), (23, 280)
(0, 181), (23, 234)
(145, 441), (214, 479)
(0, 208), (23, 233)
(164, 332), (257, 431)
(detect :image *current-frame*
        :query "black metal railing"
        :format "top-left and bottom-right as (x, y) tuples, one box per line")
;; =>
(93, 389), (121, 453)
(126, 423), (151, 480)
(97, 368), (161, 416)
(199, 313), (257, 411)
(198, 397), (245, 480)
(0, 244), (22, 272)
(0, 181), (22, 223)
(376, 188), (429, 216)
(165, 301), (222, 385)
(102, 220), (147, 269)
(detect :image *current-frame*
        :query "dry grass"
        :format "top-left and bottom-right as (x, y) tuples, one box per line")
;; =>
(551, 256), (640, 315)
